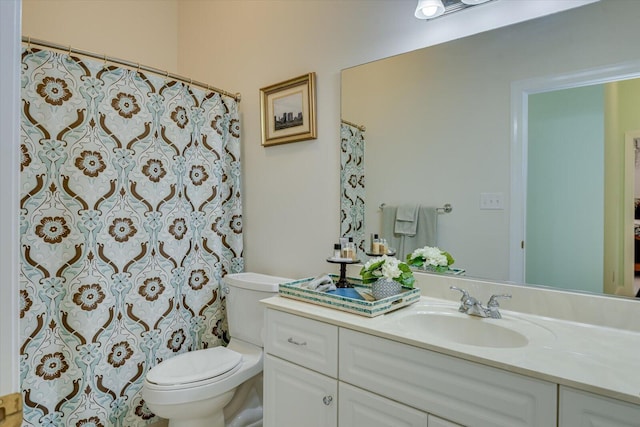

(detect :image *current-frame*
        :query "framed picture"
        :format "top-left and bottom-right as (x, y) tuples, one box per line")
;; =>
(260, 72), (317, 146)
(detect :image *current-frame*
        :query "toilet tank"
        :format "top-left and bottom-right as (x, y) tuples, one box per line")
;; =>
(222, 272), (290, 347)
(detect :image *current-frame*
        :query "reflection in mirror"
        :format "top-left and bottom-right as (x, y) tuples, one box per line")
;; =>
(517, 77), (640, 299)
(340, 0), (640, 298)
(340, 120), (366, 255)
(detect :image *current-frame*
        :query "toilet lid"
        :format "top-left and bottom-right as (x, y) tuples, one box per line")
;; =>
(146, 347), (242, 386)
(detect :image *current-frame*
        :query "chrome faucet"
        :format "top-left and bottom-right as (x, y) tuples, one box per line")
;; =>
(450, 286), (511, 319)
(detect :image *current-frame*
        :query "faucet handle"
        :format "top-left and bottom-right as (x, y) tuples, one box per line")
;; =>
(486, 294), (511, 319)
(450, 286), (474, 313)
(449, 286), (470, 300)
(487, 294), (512, 307)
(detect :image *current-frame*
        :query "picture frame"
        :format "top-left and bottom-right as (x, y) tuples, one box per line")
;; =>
(260, 72), (317, 146)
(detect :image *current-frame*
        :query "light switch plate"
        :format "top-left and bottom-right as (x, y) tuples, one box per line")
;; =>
(480, 192), (504, 210)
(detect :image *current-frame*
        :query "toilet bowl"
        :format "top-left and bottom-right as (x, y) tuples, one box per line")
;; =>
(142, 273), (290, 427)
(143, 339), (262, 427)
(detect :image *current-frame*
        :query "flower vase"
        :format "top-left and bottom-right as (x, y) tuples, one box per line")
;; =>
(371, 278), (402, 300)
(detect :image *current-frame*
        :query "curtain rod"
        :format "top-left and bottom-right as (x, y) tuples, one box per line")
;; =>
(22, 36), (241, 102)
(341, 119), (366, 132)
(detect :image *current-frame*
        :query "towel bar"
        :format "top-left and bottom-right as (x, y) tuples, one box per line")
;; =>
(437, 203), (453, 213)
(378, 203), (452, 214)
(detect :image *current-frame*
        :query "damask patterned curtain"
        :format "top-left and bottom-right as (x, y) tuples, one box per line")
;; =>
(19, 48), (243, 427)
(340, 122), (365, 254)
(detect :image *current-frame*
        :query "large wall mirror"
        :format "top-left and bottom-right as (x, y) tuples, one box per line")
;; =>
(341, 0), (640, 299)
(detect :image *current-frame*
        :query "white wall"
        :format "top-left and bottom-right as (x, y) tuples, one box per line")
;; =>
(342, 44), (513, 280)
(176, 0), (596, 279)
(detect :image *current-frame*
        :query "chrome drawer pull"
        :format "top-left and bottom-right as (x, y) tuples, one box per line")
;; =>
(323, 395), (333, 406)
(287, 337), (307, 346)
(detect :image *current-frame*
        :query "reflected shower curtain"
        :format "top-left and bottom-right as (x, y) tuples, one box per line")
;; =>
(340, 123), (365, 254)
(19, 48), (243, 427)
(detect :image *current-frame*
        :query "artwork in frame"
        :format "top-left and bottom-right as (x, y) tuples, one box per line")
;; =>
(260, 72), (317, 146)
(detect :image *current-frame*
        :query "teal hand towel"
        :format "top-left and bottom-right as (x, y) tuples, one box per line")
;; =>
(395, 204), (419, 236)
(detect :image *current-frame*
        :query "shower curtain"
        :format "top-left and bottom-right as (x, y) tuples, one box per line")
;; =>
(19, 48), (243, 427)
(340, 122), (365, 254)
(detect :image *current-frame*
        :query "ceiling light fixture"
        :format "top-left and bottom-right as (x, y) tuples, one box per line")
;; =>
(414, 0), (445, 20)
(415, 0), (495, 20)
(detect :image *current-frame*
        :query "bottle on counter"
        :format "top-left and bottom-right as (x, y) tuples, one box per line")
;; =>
(333, 243), (342, 259)
(350, 237), (358, 260)
(371, 233), (380, 254)
(341, 237), (357, 260)
(378, 238), (388, 255)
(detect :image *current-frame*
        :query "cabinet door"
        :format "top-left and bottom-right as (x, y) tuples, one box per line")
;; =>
(559, 386), (640, 426)
(340, 328), (556, 427)
(338, 382), (428, 427)
(264, 354), (337, 427)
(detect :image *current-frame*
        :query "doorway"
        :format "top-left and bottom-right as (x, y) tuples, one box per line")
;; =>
(510, 62), (640, 297)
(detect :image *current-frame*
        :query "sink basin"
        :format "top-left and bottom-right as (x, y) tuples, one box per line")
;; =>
(391, 306), (555, 349)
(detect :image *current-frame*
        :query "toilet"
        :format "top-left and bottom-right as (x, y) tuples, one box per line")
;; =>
(142, 272), (289, 427)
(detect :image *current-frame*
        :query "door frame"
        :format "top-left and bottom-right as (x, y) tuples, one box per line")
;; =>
(623, 130), (640, 297)
(510, 60), (640, 284)
(0, 0), (21, 396)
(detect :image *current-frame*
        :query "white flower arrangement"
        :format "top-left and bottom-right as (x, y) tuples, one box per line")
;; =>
(359, 254), (415, 288)
(406, 246), (454, 273)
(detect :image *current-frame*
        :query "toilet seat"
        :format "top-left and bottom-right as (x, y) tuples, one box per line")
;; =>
(143, 339), (263, 406)
(146, 347), (243, 390)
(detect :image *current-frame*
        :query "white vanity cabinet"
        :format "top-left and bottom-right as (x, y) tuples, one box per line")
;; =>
(264, 309), (338, 427)
(263, 291), (640, 427)
(265, 307), (553, 427)
(559, 386), (640, 426)
(264, 309), (443, 427)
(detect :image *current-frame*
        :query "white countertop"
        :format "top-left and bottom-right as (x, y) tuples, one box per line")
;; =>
(262, 294), (640, 406)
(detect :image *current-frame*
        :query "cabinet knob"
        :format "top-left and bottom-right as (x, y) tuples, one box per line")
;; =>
(322, 395), (333, 406)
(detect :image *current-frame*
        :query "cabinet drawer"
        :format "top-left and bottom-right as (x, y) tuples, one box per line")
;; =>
(559, 386), (640, 426)
(265, 309), (338, 377)
(339, 328), (557, 427)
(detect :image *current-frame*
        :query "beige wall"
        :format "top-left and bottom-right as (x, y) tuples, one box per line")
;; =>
(175, 1), (441, 279)
(21, 0), (598, 280)
(22, 0), (179, 72)
(175, 0), (567, 279)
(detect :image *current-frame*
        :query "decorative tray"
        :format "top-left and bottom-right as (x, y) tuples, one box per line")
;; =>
(417, 267), (466, 276)
(278, 275), (420, 317)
